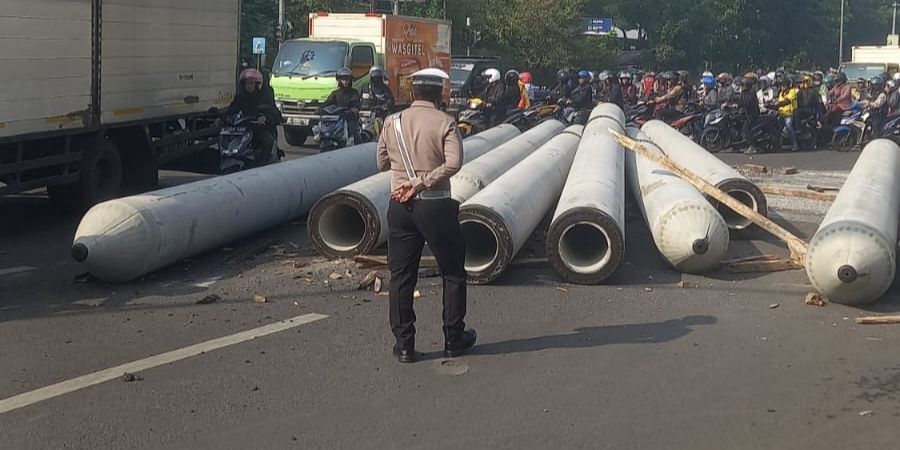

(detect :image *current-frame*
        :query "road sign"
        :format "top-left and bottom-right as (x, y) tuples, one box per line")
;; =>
(252, 37), (267, 55)
(581, 17), (614, 35)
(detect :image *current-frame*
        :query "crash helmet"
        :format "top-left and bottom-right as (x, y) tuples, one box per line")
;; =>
(504, 69), (520, 85)
(239, 68), (263, 85)
(578, 69), (592, 80)
(369, 66), (387, 83)
(483, 68), (501, 83)
(336, 67), (353, 83)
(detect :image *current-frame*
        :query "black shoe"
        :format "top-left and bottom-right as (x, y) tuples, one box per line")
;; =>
(392, 345), (418, 363)
(444, 329), (478, 358)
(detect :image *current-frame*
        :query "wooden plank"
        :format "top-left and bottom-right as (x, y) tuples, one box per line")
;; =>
(856, 315), (900, 325)
(727, 259), (804, 274)
(760, 185), (837, 202)
(721, 254), (780, 265)
(610, 129), (809, 264)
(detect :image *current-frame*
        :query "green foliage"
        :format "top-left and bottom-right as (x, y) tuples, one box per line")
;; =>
(240, 0), (899, 77)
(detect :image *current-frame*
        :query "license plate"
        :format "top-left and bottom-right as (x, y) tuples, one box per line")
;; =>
(288, 117), (309, 126)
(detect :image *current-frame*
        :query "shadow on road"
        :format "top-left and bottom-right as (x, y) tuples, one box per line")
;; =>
(469, 315), (717, 357)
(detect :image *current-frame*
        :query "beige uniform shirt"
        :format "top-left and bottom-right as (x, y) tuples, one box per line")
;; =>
(377, 101), (463, 192)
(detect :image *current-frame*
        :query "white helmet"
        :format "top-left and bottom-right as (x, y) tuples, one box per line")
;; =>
(893, 72), (900, 81)
(482, 68), (501, 83)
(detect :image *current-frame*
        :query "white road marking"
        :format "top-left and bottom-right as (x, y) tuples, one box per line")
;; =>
(0, 313), (328, 414)
(0, 266), (37, 277)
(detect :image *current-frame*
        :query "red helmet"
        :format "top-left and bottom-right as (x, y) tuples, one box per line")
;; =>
(239, 68), (263, 84)
(519, 72), (533, 84)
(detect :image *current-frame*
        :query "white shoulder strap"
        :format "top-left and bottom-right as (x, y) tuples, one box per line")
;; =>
(392, 113), (417, 180)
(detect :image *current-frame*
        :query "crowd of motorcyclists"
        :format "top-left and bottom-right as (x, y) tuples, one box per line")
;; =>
(221, 60), (900, 169)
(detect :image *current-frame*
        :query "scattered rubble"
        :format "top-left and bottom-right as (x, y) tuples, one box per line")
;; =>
(122, 372), (143, 382)
(196, 294), (220, 305)
(253, 294), (268, 304)
(804, 292), (826, 307)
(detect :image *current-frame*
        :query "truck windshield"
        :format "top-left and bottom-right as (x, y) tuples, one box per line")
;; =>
(450, 68), (471, 87)
(840, 63), (886, 81)
(273, 41), (348, 77)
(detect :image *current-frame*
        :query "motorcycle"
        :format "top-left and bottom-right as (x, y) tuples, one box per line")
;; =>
(625, 103), (653, 125)
(458, 97), (488, 138)
(217, 110), (281, 174)
(831, 104), (868, 151)
(699, 105), (782, 153)
(313, 105), (368, 151)
(359, 105), (390, 142)
(670, 108), (706, 140)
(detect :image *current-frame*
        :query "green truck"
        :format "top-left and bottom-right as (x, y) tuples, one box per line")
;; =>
(271, 13), (451, 146)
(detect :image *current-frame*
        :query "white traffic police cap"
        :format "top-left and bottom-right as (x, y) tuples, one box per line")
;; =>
(411, 68), (450, 86)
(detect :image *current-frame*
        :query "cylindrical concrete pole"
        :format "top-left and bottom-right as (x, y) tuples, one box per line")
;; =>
(71, 143), (380, 282)
(451, 119), (565, 202)
(459, 125), (584, 284)
(806, 139), (900, 305)
(547, 104), (626, 284)
(308, 124), (521, 259)
(641, 120), (768, 230)
(625, 127), (729, 273)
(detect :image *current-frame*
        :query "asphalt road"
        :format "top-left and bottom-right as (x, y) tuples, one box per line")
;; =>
(2, 137), (899, 450)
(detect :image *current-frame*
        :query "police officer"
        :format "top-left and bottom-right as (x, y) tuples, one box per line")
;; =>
(376, 68), (477, 364)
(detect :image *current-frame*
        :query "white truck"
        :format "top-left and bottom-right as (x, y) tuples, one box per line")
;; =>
(0, 0), (241, 209)
(841, 36), (900, 81)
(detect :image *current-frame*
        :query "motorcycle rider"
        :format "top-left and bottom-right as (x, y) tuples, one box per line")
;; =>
(551, 69), (574, 103)
(520, 72), (535, 104)
(650, 71), (685, 122)
(700, 72), (721, 110)
(771, 77), (799, 151)
(863, 76), (888, 138)
(603, 71), (624, 109)
(887, 79), (900, 116)
(361, 66), (395, 115)
(826, 72), (853, 127)
(795, 75), (823, 149)
(717, 72), (736, 103)
(620, 71), (639, 106)
(510, 70), (531, 110)
(568, 69), (595, 124)
(322, 67), (362, 143)
(737, 76), (762, 154)
(225, 68), (279, 165)
(641, 72), (657, 100)
(484, 68), (522, 126)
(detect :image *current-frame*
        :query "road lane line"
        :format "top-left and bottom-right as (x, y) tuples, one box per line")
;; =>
(0, 313), (328, 414)
(0, 266), (37, 277)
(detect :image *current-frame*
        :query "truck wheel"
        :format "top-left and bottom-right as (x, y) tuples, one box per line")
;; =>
(48, 140), (123, 211)
(284, 126), (310, 146)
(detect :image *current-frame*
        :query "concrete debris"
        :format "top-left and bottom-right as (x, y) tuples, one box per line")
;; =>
(357, 270), (379, 290)
(122, 372), (143, 382)
(769, 303), (780, 309)
(804, 292), (826, 307)
(253, 294), (268, 304)
(858, 410), (874, 417)
(413, 290), (422, 299)
(556, 287), (568, 292)
(677, 281), (690, 288)
(328, 272), (343, 280)
(373, 276), (384, 293)
(196, 294), (220, 305)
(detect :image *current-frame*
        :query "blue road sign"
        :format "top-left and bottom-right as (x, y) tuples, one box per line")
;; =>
(252, 37), (267, 55)
(581, 17), (614, 35)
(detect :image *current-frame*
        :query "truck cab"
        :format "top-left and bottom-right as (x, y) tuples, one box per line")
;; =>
(271, 38), (377, 146)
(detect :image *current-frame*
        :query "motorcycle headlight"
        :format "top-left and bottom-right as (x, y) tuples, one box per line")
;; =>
(468, 100), (481, 110)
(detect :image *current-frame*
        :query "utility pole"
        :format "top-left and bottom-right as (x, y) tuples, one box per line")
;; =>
(893, 1), (898, 35)
(466, 17), (471, 56)
(443, 0), (447, 20)
(838, 0), (845, 65)
(277, 0), (285, 46)
(393, 0), (399, 15)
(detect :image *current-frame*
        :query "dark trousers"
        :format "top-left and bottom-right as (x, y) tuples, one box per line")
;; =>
(254, 130), (275, 166)
(387, 198), (467, 349)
